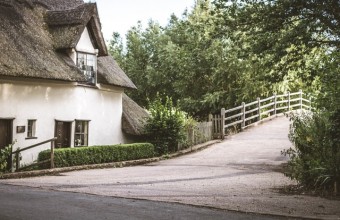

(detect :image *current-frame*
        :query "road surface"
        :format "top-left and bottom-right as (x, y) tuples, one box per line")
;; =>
(0, 184), (289, 220)
(2, 116), (340, 219)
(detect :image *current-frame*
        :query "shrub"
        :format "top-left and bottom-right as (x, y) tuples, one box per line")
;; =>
(38, 143), (154, 168)
(283, 111), (340, 194)
(0, 144), (13, 173)
(145, 95), (186, 155)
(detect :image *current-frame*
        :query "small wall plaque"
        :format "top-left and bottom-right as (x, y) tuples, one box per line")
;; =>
(16, 126), (25, 133)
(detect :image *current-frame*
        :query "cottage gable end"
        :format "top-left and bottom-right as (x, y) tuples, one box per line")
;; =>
(46, 3), (108, 56)
(68, 27), (99, 85)
(76, 27), (96, 54)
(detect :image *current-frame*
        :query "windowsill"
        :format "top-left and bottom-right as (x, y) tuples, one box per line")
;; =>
(25, 137), (38, 140)
(77, 82), (99, 89)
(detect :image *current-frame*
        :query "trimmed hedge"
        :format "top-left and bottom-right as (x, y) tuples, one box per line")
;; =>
(38, 143), (154, 168)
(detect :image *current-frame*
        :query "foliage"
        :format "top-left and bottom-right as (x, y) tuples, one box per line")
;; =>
(108, 32), (125, 65)
(108, 0), (337, 118)
(109, 1), (276, 118)
(0, 144), (12, 173)
(263, 9), (340, 193)
(316, 52), (340, 139)
(144, 95), (186, 155)
(213, 0), (339, 84)
(38, 143), (154, 168)
(283, 111), (339, 194)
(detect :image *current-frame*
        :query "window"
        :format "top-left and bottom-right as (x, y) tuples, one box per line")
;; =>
(74, 120), (89, 146)
(76, 52), (97, 84)
(27, 120), (36, 138)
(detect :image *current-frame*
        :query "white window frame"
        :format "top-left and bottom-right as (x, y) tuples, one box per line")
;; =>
(74, 120), (89, 147)
(27, 119), (36, 139)
(76, 52), (97, 85)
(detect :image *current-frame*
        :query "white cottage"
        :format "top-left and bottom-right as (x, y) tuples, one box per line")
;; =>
(0, 0), (147, 164)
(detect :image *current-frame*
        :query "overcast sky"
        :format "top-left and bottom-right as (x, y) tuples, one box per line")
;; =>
(93, 0), (195, 43)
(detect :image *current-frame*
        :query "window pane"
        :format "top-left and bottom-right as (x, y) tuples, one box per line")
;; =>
(74, 134), (82, 146)
(75, 122), (82, 133)
(27, 120), (36, 137)
(75, 121), (89, 146)
(76, 52), (97, 84)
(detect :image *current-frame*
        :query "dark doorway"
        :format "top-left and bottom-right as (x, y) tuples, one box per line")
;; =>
(55, 121), (71, 148)
(0, 119), (13, 149)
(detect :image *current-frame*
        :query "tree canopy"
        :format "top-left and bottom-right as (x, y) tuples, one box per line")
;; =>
(109, 0), (339, 119)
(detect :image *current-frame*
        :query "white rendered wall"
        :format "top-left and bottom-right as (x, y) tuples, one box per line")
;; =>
(68, 27), (97, 63)
(0, 80), (125, 165)
(76, 27), (96, 54)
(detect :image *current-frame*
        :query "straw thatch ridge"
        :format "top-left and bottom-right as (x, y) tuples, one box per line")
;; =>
(122, 94), (150, 136)
(0, 0), (134, 88)
(46, 3), (108, 56)
(98, 56), (136, 89)
(34, 0), (84, 10)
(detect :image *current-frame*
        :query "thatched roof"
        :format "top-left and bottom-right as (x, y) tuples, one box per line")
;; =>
(0, 0), (134, 89)
(34, 0), (84, 10)
(98, 56), (136, 89)
(122, 94), (150, 136)
(46, 3), (107, 56)
(0, 2), (86, 82)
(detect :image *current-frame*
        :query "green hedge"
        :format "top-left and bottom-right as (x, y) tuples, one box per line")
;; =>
(38, 143), (154, 168)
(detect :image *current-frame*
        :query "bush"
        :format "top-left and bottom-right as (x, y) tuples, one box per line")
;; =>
(0, 144), (12, 173)
(283, 111), (340, 194)
(145, 95), (186, 155)
(38, 143), (154, 168)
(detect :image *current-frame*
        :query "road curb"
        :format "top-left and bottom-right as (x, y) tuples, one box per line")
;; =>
(0, 140), (221, 179)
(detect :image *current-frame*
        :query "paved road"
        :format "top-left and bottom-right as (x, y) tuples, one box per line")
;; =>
(0, 184), (292, 220)
(2, 116), (340, 219)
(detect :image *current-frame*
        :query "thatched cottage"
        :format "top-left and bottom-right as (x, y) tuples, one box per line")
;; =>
(0, 0), (148, 164)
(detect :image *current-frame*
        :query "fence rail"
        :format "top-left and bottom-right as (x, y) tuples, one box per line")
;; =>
(11, 137), (57, 172)
(217, 90), (311, 138)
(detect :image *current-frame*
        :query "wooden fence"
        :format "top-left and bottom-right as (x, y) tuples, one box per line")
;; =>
(181, 90), (311, 145)
(11, 137), (57, 172)
(180, 121), (213, 150)
(217, 90), (311, 138)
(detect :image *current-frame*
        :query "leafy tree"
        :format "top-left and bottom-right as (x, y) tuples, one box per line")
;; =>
(144, 95), (186, 155)
(213, 0), (339, 84)
(108, 1), (266, 117)
(122, 22), (151, 107)
(108, 32), (125, 65)
(109, 0), (337, 119)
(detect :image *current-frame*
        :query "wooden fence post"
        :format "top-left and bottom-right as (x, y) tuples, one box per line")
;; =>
(241, 102), (245, 129)
(50, 140), (55, 169)
(208, 114), (213, 122)
(287, 91), (290, 111)
(208, 114), (213, 140)
(273, 93), (277, 116)
(257, 97), (261, 122)
(299, 89), (303, 110)
(221, 108), (225, 139)
(11, 147), (15, 173)
(15, 152), (19, 172)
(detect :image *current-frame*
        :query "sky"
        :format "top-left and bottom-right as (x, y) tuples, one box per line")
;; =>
(92, 0), (196, 43)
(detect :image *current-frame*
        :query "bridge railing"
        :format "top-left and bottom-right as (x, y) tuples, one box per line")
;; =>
(219, 90), (311, 138)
